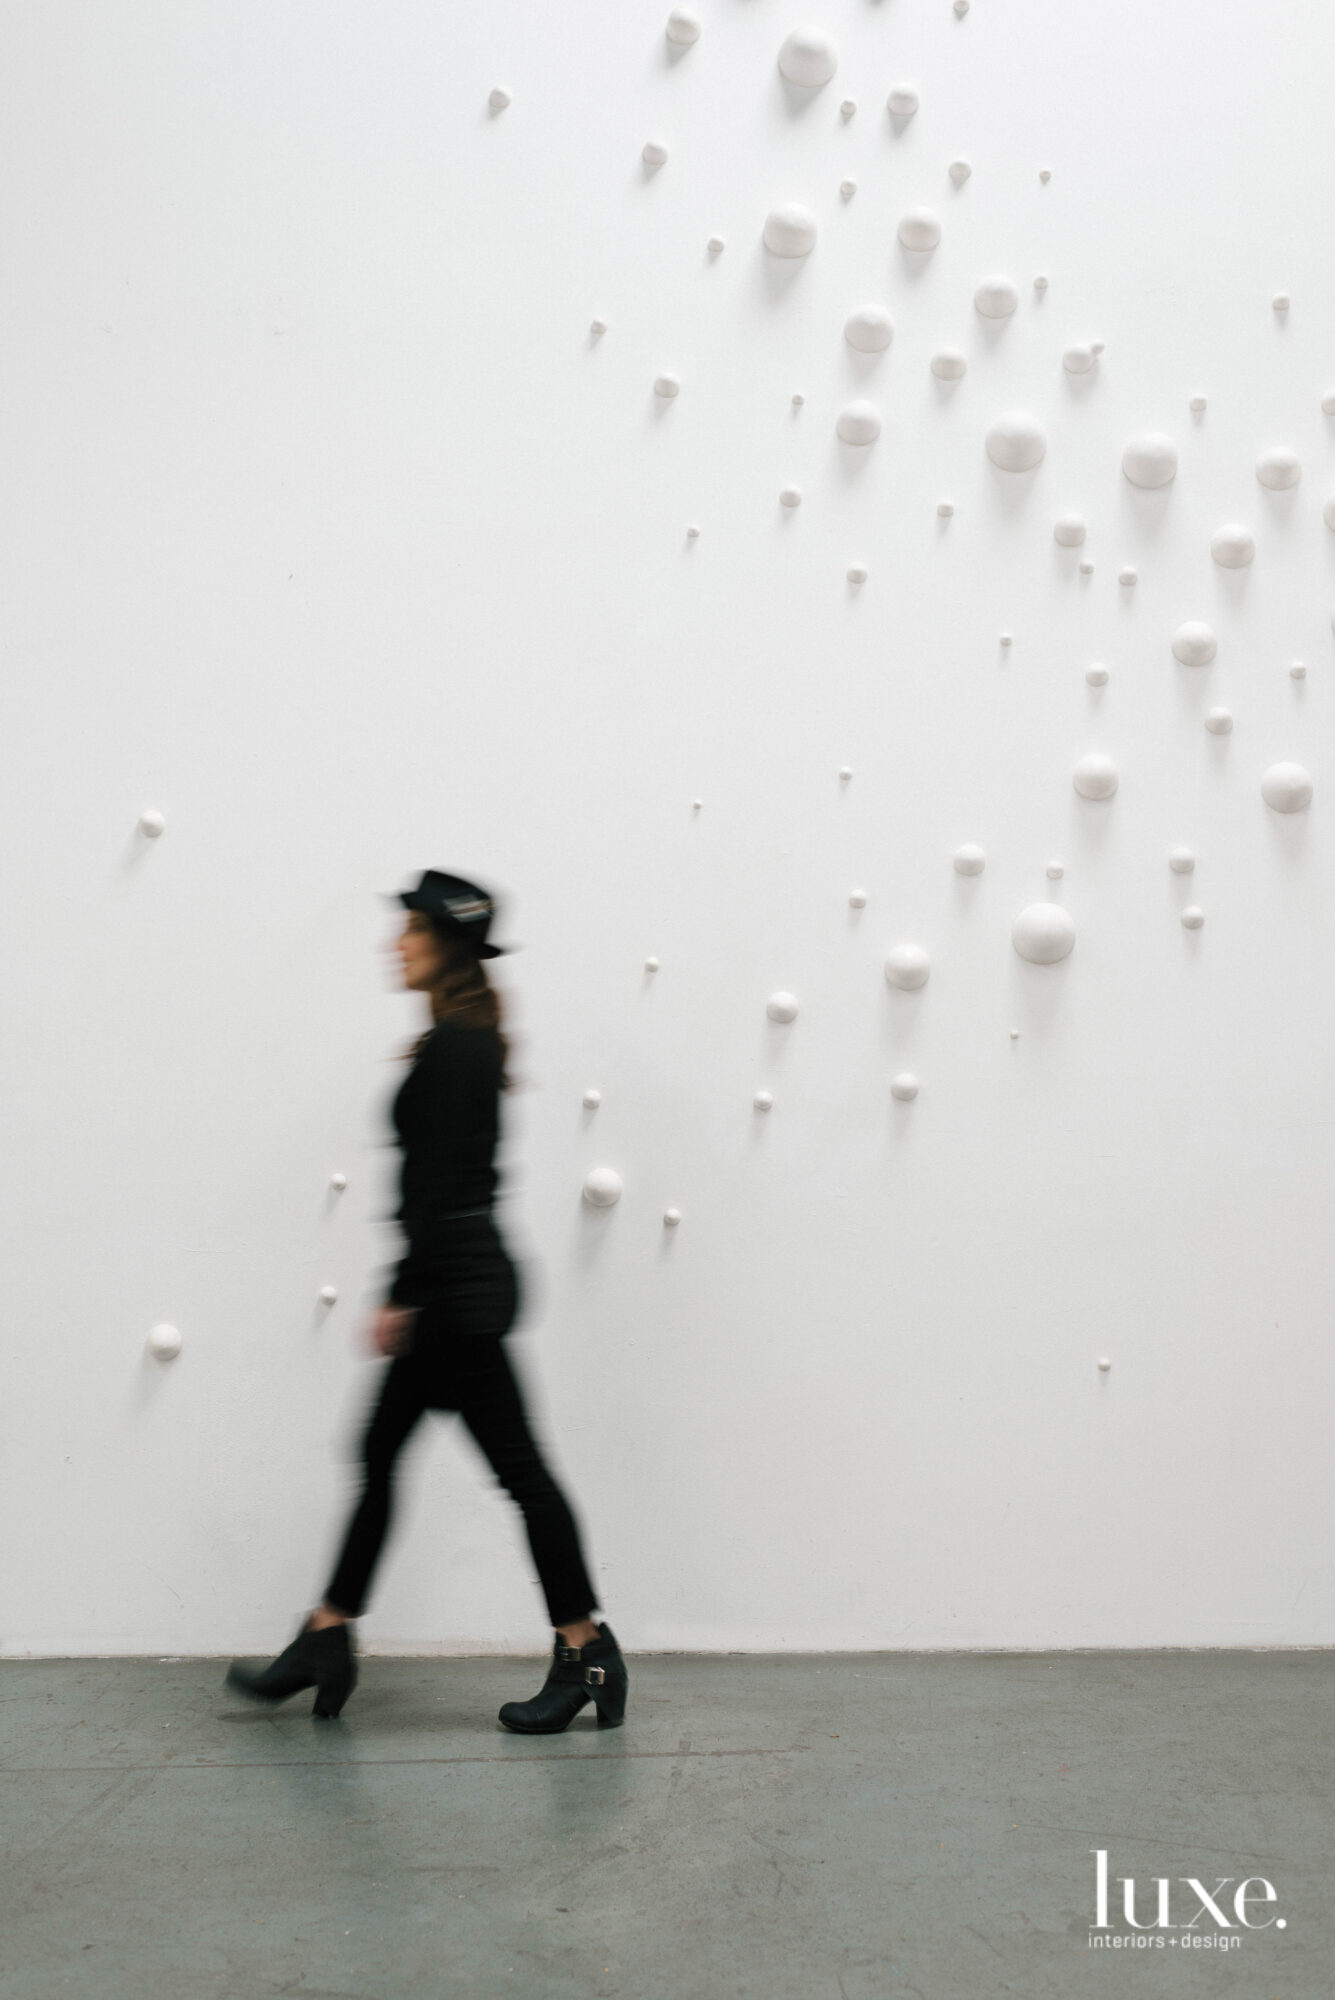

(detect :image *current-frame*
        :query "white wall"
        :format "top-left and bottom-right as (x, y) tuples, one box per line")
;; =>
(3, 0), (1332, 1657)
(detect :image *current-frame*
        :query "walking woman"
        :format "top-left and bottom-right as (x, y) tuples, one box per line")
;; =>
(225, 869), (628, 1732)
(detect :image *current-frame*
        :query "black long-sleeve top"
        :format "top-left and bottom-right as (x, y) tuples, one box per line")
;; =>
(385, 1021), (502, 1307)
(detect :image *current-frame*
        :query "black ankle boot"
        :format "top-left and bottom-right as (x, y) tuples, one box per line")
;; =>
(498, 1622), (628, 1735)
(224, 1618), (358, 1720)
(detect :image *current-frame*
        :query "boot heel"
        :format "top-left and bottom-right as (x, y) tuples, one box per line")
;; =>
(587, 1666), (628, 1728)
(312, 1685), (350, 1720)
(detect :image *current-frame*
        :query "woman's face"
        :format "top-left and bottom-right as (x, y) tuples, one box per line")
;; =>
(394, 911), (446, 991)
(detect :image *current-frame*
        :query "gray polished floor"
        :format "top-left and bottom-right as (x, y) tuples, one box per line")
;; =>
(1, 1648), (1329, 1999)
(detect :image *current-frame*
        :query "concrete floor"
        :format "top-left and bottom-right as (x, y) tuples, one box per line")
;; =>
(1, 1648), (1329, 2000)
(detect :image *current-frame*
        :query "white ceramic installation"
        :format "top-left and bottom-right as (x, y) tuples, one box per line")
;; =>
(1010, 1028), (1021, 1040)
(1171, 621), (1217, 666)
(764, 203), (818, 256)
(1012, 903), (1076, 964)
(847, 563), (867, 582)
(590, 317), (607, 335)
(1204, 708), (1233, 734)
(839, 766), (853, 780)
(840, 98), (856, 119)
(778, 28), (839, 87)
(139, 809), (165, 837)
(1290, 661), (1306, 678)
(754, 1090), (774, 1111)
(147, 1323), (182, 1360)
(931, 348), (967, 380)
(884, 944), (931, 990)
(654, 373), (680, 397)
(955, 0), (970, 14)
(1039, 167), (1052, 182)
(1272, 293), (1290, 311)
(319, 1285), (337, 1306)
(837, 401), (881, 444)
(953, 845), (986, 874)
(779, 485), (802, 507)
(1046, 861), (1064, 879)
(1085, 665), (1108, 686)
(974, 275), (1020, 319)
(1181, 907), (1205, 930)
(1168, 848), (1196, 873)
(707, 235), (725, 253)
(1256, 447), (1301, 489)
(488, 86), (512, 110)
(849, 888), (867, 907)
(582, 1167), (623, 1208)
(666, 7), (701, 44)
(1121, 431), (1178, 488)
(1260, 763), (1313, 812)
(937, 500), (955, 517)
(985, 412), (1047, 471)
(1097, 1356), (1111, 1372)
(845, 304), (894, 352)
(840, 178), (857, 200)
(1063, 344), (1098, 373)
(948, 158), (972, 186)
(887, 84), (920, 116)
(791, 391), (805, 406)
(890, 1074), (919, 1100)
(1034, 274), (1049, 292)
(1073, 754), (1118, 799)
(664, 1207), (682, 1226)
(645, 955), (660, 970)
(897, 208), (941, 251)
(686, 523), (700, 538)
(642, 140), (669, 165)
(1000, 633), (1014, 647)
(1119, 567), (1138, 586)
(1078, 559), (1095, 575)
(1211, 524), (1255, 567)
(767, 991), (799, 1022)
(582, 1088), (602, 1108)
(1053, 514), (1086, 546)
(330, 1173), (347, 1191)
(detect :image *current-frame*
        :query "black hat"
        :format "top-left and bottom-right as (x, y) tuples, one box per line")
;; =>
(383, 869), (512, 959)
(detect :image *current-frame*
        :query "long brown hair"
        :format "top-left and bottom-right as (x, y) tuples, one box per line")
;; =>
(403, 922), (514, 1090)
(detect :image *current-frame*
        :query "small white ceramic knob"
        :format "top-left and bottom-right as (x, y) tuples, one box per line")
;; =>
(1012, 903), (1076, 965)
(582, 1167), (623, 1208)
(975, 276), (1021, 319)
(836, 401), (881, 444)
(849, 888), (867, 907)
(1097, 1356), (1111, 1372)
(1090, 341), (1106, 355)
(590, 317), (607, 335)
(642, 139), (669, 165)
(846, 563), (867, 583)
(330, 1173), (347, 1191)
(779, 485), (802, 507)
(767, 991), (799, 1023)
(884, 944), (931, 990)
(1211, 524), (1255, 567)
(931, 348), (967, 379)
(139, 810), (165, 837)
(937, 500), (955, 518)
(898, 208), (942, 250)
(1039, 167), (1051, 182)
(1000, 633), (1013, 647)
(839, 765), (853, 780)
(582, 1088), (602, 1108)
(840, 98), (857, 119)
(706, 235), (725, 253)
(1260, 762), (1313, 812)
(1273, 293), (1290, 311)
(685, 524), (699, 538)
(654, 373), (680, 397)
(754, 1090), (774, 1112)
(148, 1323), (182, 1360)
(1181, 907), (1205, 930)
(1122, 431), (1178, 488)
(692, 798), (703, 809)
(1172, 621), (1217, 666)
(777, 27), (839, 87)
(1189, 394), (1207, 412)
(1053, 514), (1086, 547)
(1204, 708), (1233, 734)
(1034, 273), (1049, 292)
(1073, 753), (1118, 799)
(1010, 1028), (1020, 1039)
(1256, 447), (1301, 490)
(488, 86), (512, 111)
(645, 955), (660, 971)
(1078, 559), (1095, 575)
(1085, 665), (1108, 686)
(1063, 344), (1096, 372)
(319, 1285), (337, 1306)
(955, 0), (970, 14)
(840, 177), (857, 199)
(663, 1207), (682, 1226)
(1119, 567), (1138, 585)
(763, 203), (818, 256)
(1046, 861), (1064, 880)
(887, 83), (920, 116)
(953, 844), (986, 875)
(665, 7), (701, 45)
(1168, 848), (1195, 873)
(947, 158), (972, 185)
(890, 1074), (919, 1101)
(791, 392), (805, 406)
(1323, 391), (1335, 415)
(1290, 661), (1306, 679)
(1324, 494), (1335, 530)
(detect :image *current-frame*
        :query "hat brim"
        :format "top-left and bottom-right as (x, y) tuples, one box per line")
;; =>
(381, 891), (509, 956)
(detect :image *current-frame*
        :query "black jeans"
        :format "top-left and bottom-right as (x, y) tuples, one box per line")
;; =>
(323, 1218), (600, 1628)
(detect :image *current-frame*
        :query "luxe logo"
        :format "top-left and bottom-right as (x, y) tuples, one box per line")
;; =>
(1089, 1849), (1285, 1952)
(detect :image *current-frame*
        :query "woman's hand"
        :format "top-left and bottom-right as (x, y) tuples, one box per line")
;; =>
(371, 1304), (418, 1358)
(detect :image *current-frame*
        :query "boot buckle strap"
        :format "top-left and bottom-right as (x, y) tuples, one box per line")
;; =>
(585, 1665), (606, 1686)
(557, 1645), (582, 1661)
